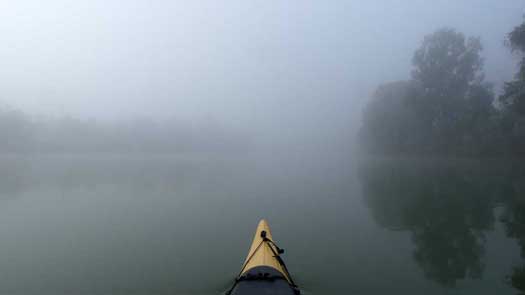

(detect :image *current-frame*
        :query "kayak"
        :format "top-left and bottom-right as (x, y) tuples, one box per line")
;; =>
(226, 219), (300, 295)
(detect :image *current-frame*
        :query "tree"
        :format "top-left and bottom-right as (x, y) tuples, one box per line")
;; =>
(412, 29), (494, 153)
(412, 29), (484, 99)
(0, 107), (34, 152)
(359, 81), (427, 154)
(499, 20), (525, 155)
(360, 28), (496, 156)
(501, 21), (525, 115)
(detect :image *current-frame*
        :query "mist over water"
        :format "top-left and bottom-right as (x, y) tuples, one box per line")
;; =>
(0, 1), (524, 295)
(0, 154), (523, 295)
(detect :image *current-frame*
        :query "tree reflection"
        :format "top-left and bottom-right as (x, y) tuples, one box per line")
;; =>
(500, 164), (525, 293)
(359, 159), (499, 286)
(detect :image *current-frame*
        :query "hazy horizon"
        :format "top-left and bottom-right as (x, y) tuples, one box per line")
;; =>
(0, 1), (522, 129)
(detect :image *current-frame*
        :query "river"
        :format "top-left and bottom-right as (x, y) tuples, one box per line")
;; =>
(0, 153), (522, 294)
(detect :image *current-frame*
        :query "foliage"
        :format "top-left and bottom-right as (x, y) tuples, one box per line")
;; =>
(360, 81), (426, 153)
(499, 20), (525, 155)
(360, 28), (500, 156)
(0, 107), (34, 152)
(412, 29), (484, 100)
(0, 106), (249, 154)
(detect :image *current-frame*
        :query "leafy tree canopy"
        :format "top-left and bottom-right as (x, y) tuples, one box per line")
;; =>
(412, 28), (484, 100)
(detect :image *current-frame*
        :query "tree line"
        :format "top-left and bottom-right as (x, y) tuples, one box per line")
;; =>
(0, 107), (249, 153)
(360, 20), (525, 156)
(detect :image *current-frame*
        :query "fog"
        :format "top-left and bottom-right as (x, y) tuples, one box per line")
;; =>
(0, 1), (524, 295)
(0, 0), (522, 151)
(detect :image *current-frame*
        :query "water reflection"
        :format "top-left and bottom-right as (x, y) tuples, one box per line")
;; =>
(359, 158), (524, 290)
(1, 154), (523, 294)
(499, 164), (525, 293)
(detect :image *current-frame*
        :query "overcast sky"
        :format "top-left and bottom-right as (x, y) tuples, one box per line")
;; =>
(0, 0), (523, 134)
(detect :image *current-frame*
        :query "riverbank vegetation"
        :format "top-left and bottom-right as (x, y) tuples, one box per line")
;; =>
(360, 20), (525, 156)
(0, 107), (248, 154)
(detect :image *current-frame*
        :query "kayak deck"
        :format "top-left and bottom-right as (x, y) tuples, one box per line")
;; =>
(227, 219), (300, 295)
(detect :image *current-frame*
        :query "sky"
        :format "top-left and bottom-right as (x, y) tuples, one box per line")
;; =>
(0, 0), (523, 137)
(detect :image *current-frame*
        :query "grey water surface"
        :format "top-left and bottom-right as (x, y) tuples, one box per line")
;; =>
(0, 153), (522, 295)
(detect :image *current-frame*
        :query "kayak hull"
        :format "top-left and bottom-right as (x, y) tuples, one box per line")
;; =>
(228, 266), (298, 295)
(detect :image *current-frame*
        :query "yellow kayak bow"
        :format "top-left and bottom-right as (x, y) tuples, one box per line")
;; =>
(227, 219), (300, 295)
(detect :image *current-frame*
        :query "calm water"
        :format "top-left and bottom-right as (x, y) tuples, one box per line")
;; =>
(0, 153), (523, 295)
